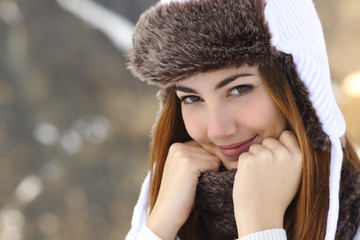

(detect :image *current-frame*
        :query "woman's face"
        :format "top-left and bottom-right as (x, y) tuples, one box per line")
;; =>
(175, 65), (287, 169)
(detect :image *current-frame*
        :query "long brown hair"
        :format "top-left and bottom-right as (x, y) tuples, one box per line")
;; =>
(260, 63), (330, 239)
(149, 87), (191, 209)
(148, 63), (360, 239)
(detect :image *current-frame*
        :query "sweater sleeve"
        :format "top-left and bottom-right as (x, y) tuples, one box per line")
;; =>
(125, 172), (182, 240)
(125, 172), (151, 240)
(354, 226), (360, 239)
(134, 223), (183, 240)
(236, 229), (287, 240)
(134, 223), (163, 240)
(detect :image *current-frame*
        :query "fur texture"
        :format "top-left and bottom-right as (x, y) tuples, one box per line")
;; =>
(128, 0), (330, 150)
(129, 0), (271, 85)
(195, 162), (360, 240)
(336, 160), (360, 240)
(196, 168), (237, 240)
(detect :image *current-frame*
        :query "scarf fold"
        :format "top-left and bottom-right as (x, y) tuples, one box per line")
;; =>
(194, 165), (360, 240)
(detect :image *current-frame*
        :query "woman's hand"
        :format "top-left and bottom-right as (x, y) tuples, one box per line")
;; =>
(147, 141), (220, 240)
(233, 130), (302, 237)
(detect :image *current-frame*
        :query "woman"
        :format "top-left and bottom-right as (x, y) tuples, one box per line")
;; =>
(126, 0), (360, 239)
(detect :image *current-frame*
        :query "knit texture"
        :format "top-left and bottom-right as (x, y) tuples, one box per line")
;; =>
(264, 0), (345, 138)
(196, 169), (237, 240)
(195, 165), (360, 240)
(263, 3), (346, 236)
(238, 229), (287, 240)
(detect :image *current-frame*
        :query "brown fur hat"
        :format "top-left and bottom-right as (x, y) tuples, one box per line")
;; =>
(129, 0), (273, 85)
(128, 0), (330, 150)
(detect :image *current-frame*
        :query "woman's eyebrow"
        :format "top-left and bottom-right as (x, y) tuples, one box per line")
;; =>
(174, 73), (254, 93)
(174, 86), (198, 94)
(215, 73), (254, 90)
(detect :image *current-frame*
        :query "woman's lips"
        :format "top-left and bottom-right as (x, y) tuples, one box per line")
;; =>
(218, 136), (257, 158)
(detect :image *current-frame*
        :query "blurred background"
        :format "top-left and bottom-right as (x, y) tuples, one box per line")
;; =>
(0, 0), (359, 239)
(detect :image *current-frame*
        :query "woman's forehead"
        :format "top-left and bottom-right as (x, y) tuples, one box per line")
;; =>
(177, 65), (260, 86)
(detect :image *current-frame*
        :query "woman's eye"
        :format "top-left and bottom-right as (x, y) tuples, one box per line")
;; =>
(180, 95), (202, 104)
(227, 85), (253, 96)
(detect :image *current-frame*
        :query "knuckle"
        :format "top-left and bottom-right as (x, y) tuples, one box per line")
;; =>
(261, 137), (273, 145)
(178, 157), (193, 169)
(239, 152), (251, 160)
(276, 147), (288, 159)
(169, 142), (186, 153)
(248, 144), (256, 152)
(280, 130), (295, 142)
(248, 143), (261, 153)
(169, 143), (179, 152)
(173, 150), (186, 160)
(259, 148), (272, 160)
(237, 155), (252, 169)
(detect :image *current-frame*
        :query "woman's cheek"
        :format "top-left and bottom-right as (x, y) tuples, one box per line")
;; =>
(182, 110), (207, 142)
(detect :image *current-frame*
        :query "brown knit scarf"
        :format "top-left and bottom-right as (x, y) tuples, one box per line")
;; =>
(187, 162), (360, 240)
(196, 168), (238, 240)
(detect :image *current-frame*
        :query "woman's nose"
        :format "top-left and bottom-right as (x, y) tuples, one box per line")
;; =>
(207, 106), (237, 140)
